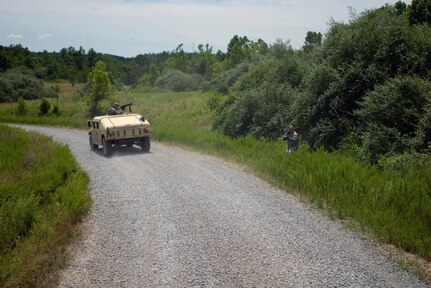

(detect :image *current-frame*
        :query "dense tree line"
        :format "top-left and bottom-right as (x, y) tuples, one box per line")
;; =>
(0, 44), (170, 101)
(1, 0), (430, 164)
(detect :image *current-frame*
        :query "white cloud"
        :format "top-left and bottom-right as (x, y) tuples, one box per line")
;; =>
(6, 33), (23, 39)
(38, 33), (51, 39)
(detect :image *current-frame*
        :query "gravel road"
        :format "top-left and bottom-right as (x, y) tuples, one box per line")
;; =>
(16, 125), (426, 287)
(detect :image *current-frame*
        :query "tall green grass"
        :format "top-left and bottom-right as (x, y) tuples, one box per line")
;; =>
(0, 125), (91, 287)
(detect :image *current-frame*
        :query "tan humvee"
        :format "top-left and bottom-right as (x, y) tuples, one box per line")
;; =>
(87, 109), (151, 156)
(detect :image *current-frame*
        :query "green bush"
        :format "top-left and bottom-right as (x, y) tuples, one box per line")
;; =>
(355, 76), (431, 158)
(290, 63), (340, 149)
(233, 57), (304, 92)
(0, 68), (45, 102)
(214, 82), (296, 139)
(0, 77), (13, 102)
(207, 93), (226, 111)
(202, 63), (250, 94)
(52, 104), (61, 116)
(155, 69), (202, 92)
(15, 97), (28, 116)
(39, 97), (51, 116)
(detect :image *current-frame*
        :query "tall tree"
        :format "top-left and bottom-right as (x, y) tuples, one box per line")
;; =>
(226, 35), (252, 67)
(88, 60), (110, 117)
(166, 43), (187, 72)
(303, 31), (323, 52)
(395, 1), (407, 15)
(405, 0), (431, 25)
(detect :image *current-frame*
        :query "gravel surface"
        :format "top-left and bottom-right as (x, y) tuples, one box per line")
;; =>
(15, 125), (427, 287)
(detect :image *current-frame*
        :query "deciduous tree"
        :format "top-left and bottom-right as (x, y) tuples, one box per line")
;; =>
(87, 60), (110, 117)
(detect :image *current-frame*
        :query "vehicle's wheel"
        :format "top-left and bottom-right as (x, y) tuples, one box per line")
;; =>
(89, 134), (98, 150)
(140, 137), (150, 152)
(102, 137), (112, 156)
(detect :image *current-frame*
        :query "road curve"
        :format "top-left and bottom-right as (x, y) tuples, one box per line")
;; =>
(16, 125), (426, 287)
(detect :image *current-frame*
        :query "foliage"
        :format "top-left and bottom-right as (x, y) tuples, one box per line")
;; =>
(268, 39), (294, 59)
(207, 93), (227, 111)
(404, 0), (431, 25)
(302, 31), (323, 52)
(355, 76), (431, 160)
(201, 62), (251, 94)
(52, 104), (61, 116)
(155, 69), (202, 92)
(0, 68), (46, 102)
(165, 44), (188, 72)
(215, 83), (297, 139)
(0, 44), (34, 72)
(137, 63), (161, 87)
(211, 4), (431, 156)
(189, 44), (218, 78)
(43, 85), (60, 99)
(0, 125), (90, 287)
(214, 54), (304, 139)
(15, 97), (28, 116)
(87, 60), (111, 117)
(39, 97), (51, 116)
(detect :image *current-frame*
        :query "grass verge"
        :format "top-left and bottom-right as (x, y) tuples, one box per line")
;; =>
(0, 124), (91, 287)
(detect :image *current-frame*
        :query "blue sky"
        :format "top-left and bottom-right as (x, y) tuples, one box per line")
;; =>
(0, 0), (399, 57)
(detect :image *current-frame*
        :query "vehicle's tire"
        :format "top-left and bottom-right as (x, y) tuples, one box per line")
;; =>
(140, 137), (150, 152)
(102, 137), (112, 156)
(89, 134), (98, 150)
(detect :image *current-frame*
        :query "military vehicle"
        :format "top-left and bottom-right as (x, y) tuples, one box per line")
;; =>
(87, 103), (151, 156)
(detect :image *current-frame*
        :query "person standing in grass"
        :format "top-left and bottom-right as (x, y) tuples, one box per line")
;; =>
(283, 125), (299, 154)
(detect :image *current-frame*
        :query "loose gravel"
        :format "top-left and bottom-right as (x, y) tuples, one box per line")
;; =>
(15, 125), (427, 287)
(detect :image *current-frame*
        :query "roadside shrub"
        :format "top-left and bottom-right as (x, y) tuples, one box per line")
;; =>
(290, 64), (340, 149)
(15, 97), (29, 116)
(39, 97), (51, 116)
(214, 91), (259, 137)
(207, 93), (226, 111)
(215, 82), (296, 139)
(52, 104), (61, 116)
(355, 76), (431, 159)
